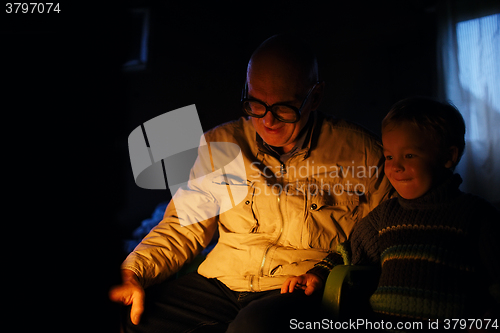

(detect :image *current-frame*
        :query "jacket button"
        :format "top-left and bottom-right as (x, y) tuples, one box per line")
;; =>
(245, 200), (250, 205)
(310, 203), (317, 210)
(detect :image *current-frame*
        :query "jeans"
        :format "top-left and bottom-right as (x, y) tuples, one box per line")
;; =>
(122, 272), (324, 333)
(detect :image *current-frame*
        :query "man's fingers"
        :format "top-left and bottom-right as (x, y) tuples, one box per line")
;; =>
(288, 277), (307, 293)
(281, 278), (297, 294)
(304, 285), (316, 296)
(109, 283), (145, 325)
(281, 278), (301, 294)
(109, 285), (130, 304)
(280, 280), (290, 294)
(281, 276), (311, 294)
(288, 279), (298, 293)
(304, 277), (322, 296)
(130, 292), (145, 325)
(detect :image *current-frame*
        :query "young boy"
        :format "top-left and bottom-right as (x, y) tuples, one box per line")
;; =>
(282, 97), (500, 324)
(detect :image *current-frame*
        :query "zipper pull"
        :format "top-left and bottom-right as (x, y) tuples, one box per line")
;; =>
(280, 163), (286, 175)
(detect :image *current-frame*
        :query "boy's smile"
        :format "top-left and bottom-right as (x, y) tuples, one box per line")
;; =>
(382, 122), (445, 200)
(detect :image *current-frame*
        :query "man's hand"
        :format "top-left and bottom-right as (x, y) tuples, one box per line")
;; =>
(281, 273), (323, 296)
(109, 269), (145, 325)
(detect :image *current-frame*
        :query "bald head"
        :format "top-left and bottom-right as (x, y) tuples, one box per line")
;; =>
(245, 34), (324, 154)
(247, 34), (319, 94)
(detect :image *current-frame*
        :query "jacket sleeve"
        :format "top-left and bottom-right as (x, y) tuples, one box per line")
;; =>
(121, 139), (221, 288)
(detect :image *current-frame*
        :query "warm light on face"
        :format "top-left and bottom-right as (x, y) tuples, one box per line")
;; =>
(247, 79), (314, 154)
(382, 122), (444, 200)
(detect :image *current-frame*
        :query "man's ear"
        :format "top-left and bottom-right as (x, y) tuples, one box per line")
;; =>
(444, 146), (459, 169)
(309, 81), (325, 111)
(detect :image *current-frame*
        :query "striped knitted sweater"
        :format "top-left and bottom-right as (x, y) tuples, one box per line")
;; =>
(309, 173), (500, 321)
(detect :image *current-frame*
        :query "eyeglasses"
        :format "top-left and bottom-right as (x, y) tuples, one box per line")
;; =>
(241, 82), (319, 123)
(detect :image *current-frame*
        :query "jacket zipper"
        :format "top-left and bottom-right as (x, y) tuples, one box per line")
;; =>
(249, 186), (260, 233)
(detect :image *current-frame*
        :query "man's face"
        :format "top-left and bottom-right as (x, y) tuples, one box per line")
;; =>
(246, 70), (316, 154)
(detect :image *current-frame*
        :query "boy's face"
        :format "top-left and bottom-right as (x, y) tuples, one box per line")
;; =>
(382, 122), (446, 200)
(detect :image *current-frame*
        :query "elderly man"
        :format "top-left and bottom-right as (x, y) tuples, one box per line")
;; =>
(110, 34), (393, 332)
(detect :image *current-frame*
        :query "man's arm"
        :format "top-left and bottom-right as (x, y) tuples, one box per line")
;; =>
(121, 181), (220, 287)
(109, 146), (220, 324)
(109, 178), (219, 325)
(121, 136), (226, 287)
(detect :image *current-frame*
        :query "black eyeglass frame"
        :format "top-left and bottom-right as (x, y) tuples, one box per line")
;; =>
(240, 81), (320, 123)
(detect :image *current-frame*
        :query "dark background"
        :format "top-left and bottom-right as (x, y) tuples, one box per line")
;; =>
(118, 0), (438, 236)
(3, 1), (439, 331)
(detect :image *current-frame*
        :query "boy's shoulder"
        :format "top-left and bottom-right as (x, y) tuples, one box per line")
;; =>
(459, 191), (500, 219)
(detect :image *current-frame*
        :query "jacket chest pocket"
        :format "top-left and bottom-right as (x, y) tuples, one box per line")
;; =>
(216, 180), (269, 234)
(303, 183), (360, 250)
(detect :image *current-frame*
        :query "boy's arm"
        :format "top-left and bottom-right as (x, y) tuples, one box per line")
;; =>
(307, 250), (346, 285)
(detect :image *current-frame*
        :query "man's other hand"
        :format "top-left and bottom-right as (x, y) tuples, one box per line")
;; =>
(109, 269), (145, 325)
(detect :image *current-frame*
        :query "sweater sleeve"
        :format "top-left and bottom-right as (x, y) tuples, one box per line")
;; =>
(307, 249), (345, 283)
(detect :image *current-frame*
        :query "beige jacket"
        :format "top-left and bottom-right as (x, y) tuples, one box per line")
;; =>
(122, 112), (393, 291)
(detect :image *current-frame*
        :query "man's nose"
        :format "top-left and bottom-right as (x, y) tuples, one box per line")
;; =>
(262, 110), (279, 127)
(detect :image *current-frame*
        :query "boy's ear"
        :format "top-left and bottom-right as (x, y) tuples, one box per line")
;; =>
(444, 146), (459, 169)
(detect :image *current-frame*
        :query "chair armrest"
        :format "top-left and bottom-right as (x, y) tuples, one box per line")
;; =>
(321, 265), (379, 319)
